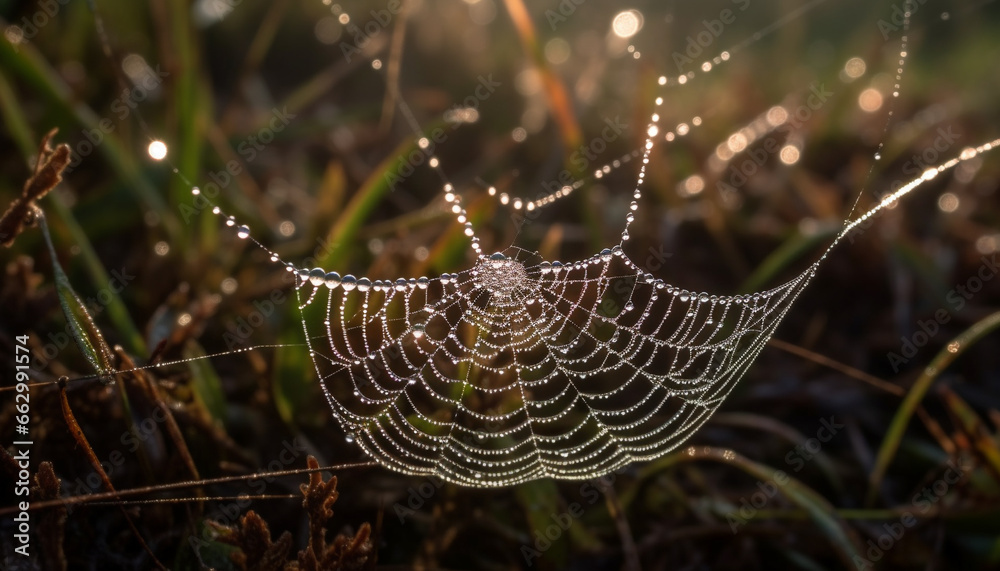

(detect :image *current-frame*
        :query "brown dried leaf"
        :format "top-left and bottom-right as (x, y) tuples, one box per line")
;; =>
(0, 129), (71, 247)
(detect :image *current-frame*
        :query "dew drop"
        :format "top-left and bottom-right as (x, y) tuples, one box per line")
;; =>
(341, 274), (357, 291)
(236, 225), (250, 239)
(345, 432), (356, 444)
(308, 268), (326, 286)
(325, 271), (342, 289)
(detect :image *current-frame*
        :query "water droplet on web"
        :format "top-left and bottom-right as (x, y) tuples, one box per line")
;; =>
(357, 278), (372, 292)
(341, 274), (357, 291)
(540, 261), (552, 274)
(325, 271), (342, 288)
(345, 432), (356, 444)
(309, 268), (326, 286)
(600, 248), (613, 262)
(412, 323), (425, 339)
(236, 225), (250, 239)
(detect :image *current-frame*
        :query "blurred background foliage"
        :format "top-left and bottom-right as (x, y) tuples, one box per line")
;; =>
(2, 0), (1000, 569)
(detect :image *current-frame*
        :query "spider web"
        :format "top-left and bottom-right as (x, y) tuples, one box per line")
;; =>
(294, 247), (817, 486)
(76, 0), (999, 488)
(224, 5), (999, 486)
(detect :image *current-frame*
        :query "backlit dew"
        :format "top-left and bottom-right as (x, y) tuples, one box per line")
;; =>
(177, 313), (192, 327)
(147, 140), (168, 160)
(154, 241), (170, 256)
(544, 37), (571, 64)
(309, 268), (326, 286)
(678, 175), (704, 197)
(937, 192), (959, 213)
(975, 234), (999, 254)
(728, 133), (747, 153)
(345, 432), (356, 443)
(324, 271), (342, 289)
(858, 88), (883, 112)
(220, 277), (238, 294)
(843, 57), (866, 80)
(371, 59), (382, 70)
(278, 220), (296, 237)
(766, 106), (788, 126)
(779, 145), (800, 165)
(611, 10), (642, 38)
(236, 225), (250, 239)
(4, 25), (24, 46)
(947, 341), (960, 353)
